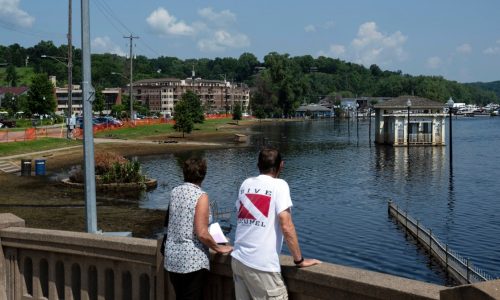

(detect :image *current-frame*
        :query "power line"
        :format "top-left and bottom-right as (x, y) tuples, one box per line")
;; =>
(0, 19), (65, 41)
(90, 0), (162, 58)
(94, 0), (133, 34)
(90, 0), (128, 35)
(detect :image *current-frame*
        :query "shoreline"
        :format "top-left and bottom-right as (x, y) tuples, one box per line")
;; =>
(0, 118), (301, 236)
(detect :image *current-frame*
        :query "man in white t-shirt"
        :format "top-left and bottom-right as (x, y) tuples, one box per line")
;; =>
(231, 147), (321, 299)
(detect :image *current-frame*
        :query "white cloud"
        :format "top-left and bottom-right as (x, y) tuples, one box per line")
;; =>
(323, 21), (335, 30)
(350, 22), (407, 66)
(329, 44), (346, 56)
(0, 0), (34, 27)
(146, 6), (250, 53)
(92, 36), (126, 56)
(146, 7), (195, 36)
(198, 30), (250, 52)
(426, 56), (442, 69)
(456, 43), (472, 54)
(304, 25), (316, 33)
(483, 40), (500, 55)
(198, 7), (236, 26)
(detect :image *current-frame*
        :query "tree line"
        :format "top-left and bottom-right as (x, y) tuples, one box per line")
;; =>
(1, 41), (499, 118)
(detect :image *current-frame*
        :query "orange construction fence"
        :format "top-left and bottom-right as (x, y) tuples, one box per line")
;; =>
(0, 115), (239, 143)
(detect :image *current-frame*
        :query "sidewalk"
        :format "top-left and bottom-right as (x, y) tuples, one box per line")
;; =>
(0, 146), (81, 174)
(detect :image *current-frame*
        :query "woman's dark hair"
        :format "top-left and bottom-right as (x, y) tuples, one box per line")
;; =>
(183, 157), (207, 184)
(258, 147), (282, 174)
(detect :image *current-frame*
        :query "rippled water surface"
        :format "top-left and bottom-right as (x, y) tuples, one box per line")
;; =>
(136, 117), (500, 285)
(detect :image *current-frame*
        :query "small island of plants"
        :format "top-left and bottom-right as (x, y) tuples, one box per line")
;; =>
(64, 151), (157, 191)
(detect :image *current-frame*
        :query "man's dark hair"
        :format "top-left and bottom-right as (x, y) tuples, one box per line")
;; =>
(183, 157), (207, 184)
(258, 147), (282, 174)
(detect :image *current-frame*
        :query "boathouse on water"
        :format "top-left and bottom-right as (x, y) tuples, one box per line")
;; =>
(373, 96), (446, 146)
(295, 104), (333, 118)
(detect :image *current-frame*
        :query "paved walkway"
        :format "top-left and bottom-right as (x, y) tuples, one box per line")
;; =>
(0, 146), (81, 174)
(0, 138), (224, 174)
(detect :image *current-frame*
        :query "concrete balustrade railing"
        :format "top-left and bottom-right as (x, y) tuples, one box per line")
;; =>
(1, 213), (499, 300)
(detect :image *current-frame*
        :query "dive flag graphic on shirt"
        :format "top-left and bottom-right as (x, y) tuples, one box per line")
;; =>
(238, 193), (271, 219)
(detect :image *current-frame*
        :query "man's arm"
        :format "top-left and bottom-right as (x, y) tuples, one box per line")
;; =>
(278, 208), (321, 268)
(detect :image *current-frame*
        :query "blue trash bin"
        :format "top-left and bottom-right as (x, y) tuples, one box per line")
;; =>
(35, 159), (46, 176)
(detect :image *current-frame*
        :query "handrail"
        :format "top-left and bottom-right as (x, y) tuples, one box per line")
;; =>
(388, 200), (495, 284)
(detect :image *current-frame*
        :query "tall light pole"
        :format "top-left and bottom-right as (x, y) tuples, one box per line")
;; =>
(368, 104), (372, 145)
(407, 98), (412, 148)
(67, 0), (73, 137)
(447, 97), (454, 168)
(356, 102), (359, 144)
(81, 0), (97, 233)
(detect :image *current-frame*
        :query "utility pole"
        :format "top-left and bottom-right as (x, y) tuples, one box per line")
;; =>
(67, 0), (73, 139)
(124, 34), (139, 120)
(81, 0), (97, 233)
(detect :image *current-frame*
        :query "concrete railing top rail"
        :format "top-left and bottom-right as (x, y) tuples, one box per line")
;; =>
(0, 226), (157, 266)
(1, 213), (500, 300)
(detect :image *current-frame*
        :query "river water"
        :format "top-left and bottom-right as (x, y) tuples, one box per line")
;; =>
(135, 117), (500, 285)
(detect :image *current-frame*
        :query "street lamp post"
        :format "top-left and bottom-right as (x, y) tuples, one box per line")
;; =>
(41, 54), (73, 139)
(407, 98), (412, 147)
(356, 102), (360, 143)
(447, 97), (454, 167)
(368, 105), (372, 145)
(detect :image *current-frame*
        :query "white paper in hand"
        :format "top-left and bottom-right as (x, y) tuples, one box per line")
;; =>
(208, 222), (228, 243)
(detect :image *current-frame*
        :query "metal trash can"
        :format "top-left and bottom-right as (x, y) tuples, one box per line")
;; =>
(35, 159), (46, 176)
(21, 159), (32, 176)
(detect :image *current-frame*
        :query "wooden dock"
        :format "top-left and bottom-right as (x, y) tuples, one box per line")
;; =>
(388, 200), (494, 284)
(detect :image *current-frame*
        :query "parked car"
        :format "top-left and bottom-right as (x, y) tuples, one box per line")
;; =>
(77, 117), (103, 129)
(0, 118), (16, 128)
(96, 116), (123, 126)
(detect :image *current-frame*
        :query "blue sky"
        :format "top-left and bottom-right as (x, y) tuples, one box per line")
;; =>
(1, 0), (500, 83)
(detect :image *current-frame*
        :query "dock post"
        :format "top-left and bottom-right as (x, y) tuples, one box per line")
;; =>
(445, 244), (448, 271)
(405, 211), (407, 228)
(416, 220), (419, 239)
(466, 258), (470, 283)
(429, 229), (432, 254)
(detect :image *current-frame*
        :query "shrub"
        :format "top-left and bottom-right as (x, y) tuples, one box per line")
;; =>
(68, 151), (144, 184)
(100, 160), (145, 184)
(94, 151), (127, 175)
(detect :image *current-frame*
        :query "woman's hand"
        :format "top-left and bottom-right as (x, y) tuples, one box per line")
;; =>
(215, 244), (233, 254)
(195, 194), (233, 253)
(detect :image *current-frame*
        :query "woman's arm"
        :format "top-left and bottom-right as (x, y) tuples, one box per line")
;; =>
(194, 193), (233, 254)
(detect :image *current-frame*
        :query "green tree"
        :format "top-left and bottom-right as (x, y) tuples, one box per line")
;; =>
(110, 103), (126, 119)
(27, 74), (56, 116)
(236, 52), (259, 82)
(1, 92), (16, 114)
(182, 90), (204, 123)
(93, 88), (105, 115)
(232, 102), (242, 124)
(5, 64), (18, 87)
(173, 99), (193, 137)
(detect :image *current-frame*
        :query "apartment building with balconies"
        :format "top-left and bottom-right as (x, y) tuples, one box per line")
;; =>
(133, 77), (250, 116)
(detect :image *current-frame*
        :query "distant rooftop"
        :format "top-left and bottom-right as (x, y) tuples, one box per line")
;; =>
(374, 96), (444, 109)
(0, 86), (29, 96)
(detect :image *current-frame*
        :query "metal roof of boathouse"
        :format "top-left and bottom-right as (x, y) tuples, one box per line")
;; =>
(374, 96), (444, 109)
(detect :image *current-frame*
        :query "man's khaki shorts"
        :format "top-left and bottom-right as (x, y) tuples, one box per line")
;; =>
(231, 258), (288, 300)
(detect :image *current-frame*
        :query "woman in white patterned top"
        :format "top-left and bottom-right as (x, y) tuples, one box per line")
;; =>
(164, 157), (233, 300)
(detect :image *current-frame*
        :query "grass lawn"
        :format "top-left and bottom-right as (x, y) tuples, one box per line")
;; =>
(0, 67), (35, 86)
(0, 138), (82, 157)
(94, 117), (241, 139)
